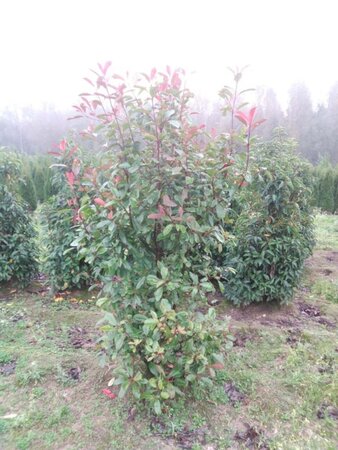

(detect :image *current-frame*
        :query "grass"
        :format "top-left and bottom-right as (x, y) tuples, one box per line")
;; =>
(314, 213), (338, 249)
(312, 280), (338, 304)
(0, 213), (337, 449)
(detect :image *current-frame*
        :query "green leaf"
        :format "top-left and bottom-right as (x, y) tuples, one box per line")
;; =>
(133, 314), (147, 323)
(132, 384), (141, 399)
(136, 277), (146, 289)
(154, 400), (161, 415)
(119, 381), (130, 398)
(154, 287), (163, 301)
(160, 266), (169, 279)
(148, 363), (159, 376)
(97, 297), (109, 307)
(162, 224), (173, 236)
(147, 275), (159, 286)
(216, 204), (226, 219)
(160, 298), (171, 313)
(115, 334), (125, 352)
(201, 282), (214, 292)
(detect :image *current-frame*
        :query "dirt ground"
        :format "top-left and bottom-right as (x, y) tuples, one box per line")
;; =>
(0, 249), (337, 449)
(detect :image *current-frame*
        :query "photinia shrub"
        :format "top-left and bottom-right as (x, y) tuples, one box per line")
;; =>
(62, 63), (249, 412)
(40, 141), (93, 291)
(221, 129), (315, 305)
(40, 195), (92, 291)
(0, 150), (38, 286)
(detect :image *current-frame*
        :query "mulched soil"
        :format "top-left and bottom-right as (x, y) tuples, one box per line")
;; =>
(174, 425), (208, 449)
(234, 423), (270, 449)
(68, 326), (96, 349)
(317, 404), (338, 420)
(224, 382), (246, 406)
(286, 329), (301, 347)
(68, 366), (81, 380)
(0, 361), (16, 376)
(298, 302), (321, 317)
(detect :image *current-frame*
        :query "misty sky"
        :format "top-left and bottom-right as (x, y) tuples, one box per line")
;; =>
(1, 0), (337, 110)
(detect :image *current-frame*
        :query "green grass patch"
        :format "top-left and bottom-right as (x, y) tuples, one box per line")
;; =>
(312, 279), (338, 304)
(314, 214), (338, 249)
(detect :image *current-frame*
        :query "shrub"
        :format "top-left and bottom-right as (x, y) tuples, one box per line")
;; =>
(0, 149), (38, 286)
(0, 185), (38, 286)
(312, 160), (337, 213)
(18, 174), (38, 210)
(318, 167), (335, 213)
(40, 142), (92, 291)
(63, 64), (247, 412)
(0, 147), (22, 188)
(333, 169), (338, 213)
(221, 130), (315, 305)
(40, 195), (92, 291)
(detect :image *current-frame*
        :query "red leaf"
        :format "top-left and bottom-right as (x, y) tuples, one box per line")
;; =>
(59, 139), (67, 152)
(102, 389), (117, 399)
(163, 195), (177, 207)
(150, 68), (157, 80)
(172, 206), (183, 222)
(148, 213), (159, 219)
(48, 151), (61, 156)
(148, 205), (165, 220)
(211, 128), (217, 139)
(252, 118), (266, 129)
(98, 61), (112, 75)
(94, 198), (106, 207)
(248, 107), (257, 125)
(83, 77), (95, 87)
(112, 73), (124, 81)
(210, 363), (225, 370)
(171, 72), (181, 89)
(92, 100), (101, 110)
(239, 181), (248, 187)
(65, 171), (75, 186)
(234, 111), (248, 126)
(107, 211), (114, 220)
(157, 76), (169, 93)
(97, 76), (107, 88)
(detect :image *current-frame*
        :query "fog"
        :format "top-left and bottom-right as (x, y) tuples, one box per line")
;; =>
(1, 0), (338, 163)
(1, 0), (337, 108)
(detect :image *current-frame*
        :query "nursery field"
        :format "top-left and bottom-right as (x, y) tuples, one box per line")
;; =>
(0, 214), (337, 450)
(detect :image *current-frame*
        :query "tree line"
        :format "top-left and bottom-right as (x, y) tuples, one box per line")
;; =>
(1, 82), (338, 165)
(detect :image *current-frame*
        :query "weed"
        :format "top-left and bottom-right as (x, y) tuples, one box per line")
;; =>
(312, 279), (338, 303)
(0, 419), (8, 434)
(55, 364), (77, 386)
(16, 363), (49, 386)
(31, 387), (45, 398)
(0, 351), (12, 364)
(46, 405), (71, 427)
(314, 214), (338, 249)
(15, 431), (37, 450)
(43, 431), (58, 446)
